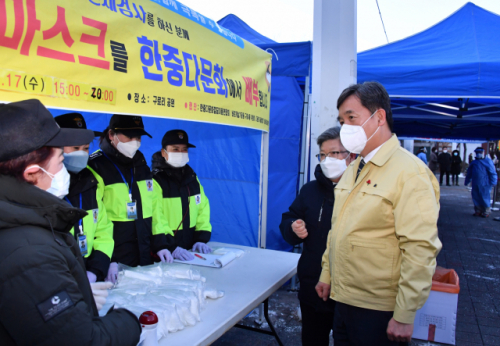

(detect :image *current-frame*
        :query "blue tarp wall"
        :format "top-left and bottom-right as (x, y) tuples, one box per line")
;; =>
(49, 109), (262, 248)
(219, 15), (311, 251)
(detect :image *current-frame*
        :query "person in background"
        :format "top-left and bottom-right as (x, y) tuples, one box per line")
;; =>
(465, 147), (498, 218)
(0, 99), (140, 345)
(417, 147), (427, 164)
(280, 126), (355, 346)
(438, 146), (452, 186)
(55, 113), (114, 283)
(451, 149), (462, 186)
(428, 147), (439, 175)
(151, 130), (212, 261)
(88, 115), (174, 282)
(316, 82), (441, 345)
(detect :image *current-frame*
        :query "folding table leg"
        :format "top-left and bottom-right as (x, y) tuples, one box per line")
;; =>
(263, 298), (284, 346)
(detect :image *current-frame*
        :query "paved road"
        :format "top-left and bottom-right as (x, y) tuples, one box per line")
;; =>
(213, 182), (500, 346)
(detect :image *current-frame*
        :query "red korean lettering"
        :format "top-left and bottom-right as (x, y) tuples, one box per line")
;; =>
(78, 17), (110, 69)
(0, 0), (24, 49)
(20, 0), (40, 56)
(37, 6), (75, 62)
(243, 77), (259, 107)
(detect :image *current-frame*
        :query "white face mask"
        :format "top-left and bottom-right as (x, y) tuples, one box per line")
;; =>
(476, 153), (483, 159)
(443, 149), (448, 153)
(114, 134), (140, 158)
(340, 110), (380, 154)
(165, 150), (189, 168)
(320, 156), (348, 180)
(63, 151), (89, 173)
(25, 165), (70, 199)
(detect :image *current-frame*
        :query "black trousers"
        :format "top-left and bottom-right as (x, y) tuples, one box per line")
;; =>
(440, 169), (450, 185)
(333, 302), (408, 346)
(300, 301), (334, 346)
(451, 173), (460, 184)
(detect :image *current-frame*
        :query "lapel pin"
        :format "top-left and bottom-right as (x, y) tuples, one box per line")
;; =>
(367, 180), (371, 185)
(374, 184), (377, 187)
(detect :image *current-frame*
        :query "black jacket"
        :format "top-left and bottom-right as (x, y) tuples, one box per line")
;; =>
(451, 153), (462, 174)
(151, 152), (211, 251)
(66, 168), (111, 281)
(279, 165), (336, 312)
(0, 174), (141, 345)
(438, 152), (452, 171)
(88, 140), (167, 267)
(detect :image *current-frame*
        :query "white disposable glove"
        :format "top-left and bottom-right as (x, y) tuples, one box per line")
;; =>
(157, 249), (173, 263)
(192, 242), (212, 254)
(105, 262), (119, 284)
(90, 281), (113, 311)
(86, 271), (97, 283)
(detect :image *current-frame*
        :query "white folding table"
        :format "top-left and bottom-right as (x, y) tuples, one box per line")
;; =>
(159, 242), (300, 346)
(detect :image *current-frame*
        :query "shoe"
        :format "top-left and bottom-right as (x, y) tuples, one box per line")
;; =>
(473, 212), (481, 217)
(446, 184), (452, 186)
(456, 183), (459, 186)
(481, 213), (490, 218)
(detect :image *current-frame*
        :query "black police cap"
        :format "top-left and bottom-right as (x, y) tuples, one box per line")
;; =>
(54, 112), (102, 137)
(0, 99), (95, 162)
(162, 129), (196, 148)
(108, 114), (152, 138)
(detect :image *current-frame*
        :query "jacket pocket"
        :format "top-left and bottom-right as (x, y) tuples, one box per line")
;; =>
(343, 237), (397, 298)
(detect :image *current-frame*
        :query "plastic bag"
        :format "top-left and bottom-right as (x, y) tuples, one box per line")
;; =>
(150, 288), (201, 322)
(160, 262), (206, 282)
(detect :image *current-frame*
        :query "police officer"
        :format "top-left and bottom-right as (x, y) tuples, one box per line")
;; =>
(152, 130), (212, 261)
(88, 115), (174, 282)
(55, 113), (114, 284)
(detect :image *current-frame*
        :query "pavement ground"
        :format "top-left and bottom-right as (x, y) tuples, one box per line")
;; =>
(212, 179), (500, 346)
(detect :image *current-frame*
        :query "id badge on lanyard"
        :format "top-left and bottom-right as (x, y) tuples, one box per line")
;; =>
(78, 225), (88, 256)
(101, 151), (137, 221)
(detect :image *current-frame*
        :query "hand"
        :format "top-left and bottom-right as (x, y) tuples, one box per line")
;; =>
(86, 271), (97, 283)
(315, 281), (331, 301)
(192, 242), (212, 254)
(292, 219), (308, 239)
(172, 247), (195, 261)
(157, 249), (173, 263)
(105, 262), (119, 284)
(90, 281), (113, 311)
(387, 318), (414, 343)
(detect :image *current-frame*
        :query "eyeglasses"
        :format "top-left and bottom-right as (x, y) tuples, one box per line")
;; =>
(316, 151), (349, 162)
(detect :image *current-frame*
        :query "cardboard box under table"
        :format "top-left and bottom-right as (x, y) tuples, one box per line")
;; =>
(412, 267), (460, 345)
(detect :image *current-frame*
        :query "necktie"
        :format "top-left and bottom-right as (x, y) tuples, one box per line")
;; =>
(356, 159), (366, 182)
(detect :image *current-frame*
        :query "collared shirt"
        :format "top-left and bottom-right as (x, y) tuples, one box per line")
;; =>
(362, 142), (385, 163)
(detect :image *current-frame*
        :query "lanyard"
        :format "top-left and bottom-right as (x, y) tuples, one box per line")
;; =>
(65, 194), (83, 234)
(101, 150), (134, 201)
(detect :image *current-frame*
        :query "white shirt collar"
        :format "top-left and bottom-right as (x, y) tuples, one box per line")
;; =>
(361, 143), (384, 163)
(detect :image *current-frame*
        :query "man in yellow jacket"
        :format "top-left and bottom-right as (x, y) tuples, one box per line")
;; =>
(316, 82), (442, 345)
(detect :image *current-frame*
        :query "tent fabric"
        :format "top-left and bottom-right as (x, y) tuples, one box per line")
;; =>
(256, 42), (312, 77)
(49, 109), (262, 248)
(358, 2), (500, 98)
(219, 15), (306, 251)
(358, 2), (500, 140)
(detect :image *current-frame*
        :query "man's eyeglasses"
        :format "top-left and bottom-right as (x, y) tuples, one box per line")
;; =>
(316, 151), (349, 162)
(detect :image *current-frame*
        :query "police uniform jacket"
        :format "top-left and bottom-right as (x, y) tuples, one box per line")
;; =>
(66, 168), (114, 281)
(0, 174), (140, 345)
(151, 151), (211, 252)
(88, 139), (171, 267)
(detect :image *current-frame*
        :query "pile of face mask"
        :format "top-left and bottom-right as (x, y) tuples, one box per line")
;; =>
(100, 262), (224, 341)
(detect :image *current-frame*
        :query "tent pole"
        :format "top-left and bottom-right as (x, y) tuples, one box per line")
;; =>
(258, 131), (270, 249)
(299, 72), (311, 191)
